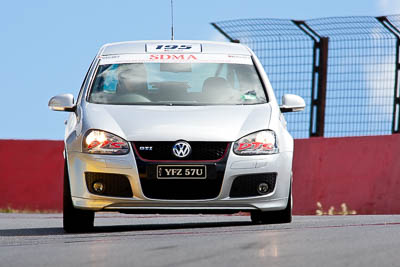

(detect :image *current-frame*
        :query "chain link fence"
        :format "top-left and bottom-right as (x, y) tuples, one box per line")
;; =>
(212, 15), (400, 138)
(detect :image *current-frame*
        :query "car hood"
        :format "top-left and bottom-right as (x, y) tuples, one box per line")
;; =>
(83, 103), (271, 141)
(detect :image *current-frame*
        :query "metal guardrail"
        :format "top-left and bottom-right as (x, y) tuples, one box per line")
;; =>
(212, 15), (400, 138)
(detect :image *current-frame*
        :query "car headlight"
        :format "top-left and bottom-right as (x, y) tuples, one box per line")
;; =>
(83, 130), (129, 155)
(233, 130), (278, 155)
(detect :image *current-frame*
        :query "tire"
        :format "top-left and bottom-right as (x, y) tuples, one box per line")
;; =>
(251, 187), (292, 224)
(63, 159), (95, 233)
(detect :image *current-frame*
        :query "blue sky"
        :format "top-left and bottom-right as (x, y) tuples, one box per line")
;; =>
(1, 0), (399, 140)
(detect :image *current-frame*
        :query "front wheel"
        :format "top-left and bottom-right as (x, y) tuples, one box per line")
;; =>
(251, 187), (292, 224)
(63, 160), (95, 233)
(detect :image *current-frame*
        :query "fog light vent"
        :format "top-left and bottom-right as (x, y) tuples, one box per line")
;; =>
(85, 172), (133, 197)
(229, 173), (276, 198)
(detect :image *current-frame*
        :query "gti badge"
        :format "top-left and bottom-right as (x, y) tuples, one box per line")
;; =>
(172, 141), (191, 158)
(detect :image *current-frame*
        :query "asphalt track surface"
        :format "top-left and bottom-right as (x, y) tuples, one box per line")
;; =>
(1, 214), (400, 267)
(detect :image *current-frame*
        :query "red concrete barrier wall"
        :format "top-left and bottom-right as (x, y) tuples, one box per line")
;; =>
(1, 136), (400, 214)
(292, 135), (400, 215)
(0, 140), (64, 211)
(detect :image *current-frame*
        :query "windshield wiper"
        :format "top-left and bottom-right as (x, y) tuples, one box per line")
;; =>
(157, 101), (199, 106)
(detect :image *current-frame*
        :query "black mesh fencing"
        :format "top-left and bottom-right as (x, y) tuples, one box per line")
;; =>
(212, 15), (400, 138)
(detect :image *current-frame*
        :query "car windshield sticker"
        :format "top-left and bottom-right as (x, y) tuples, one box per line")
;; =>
(100, 54), (252, 65)
(146, 43), (202, 53)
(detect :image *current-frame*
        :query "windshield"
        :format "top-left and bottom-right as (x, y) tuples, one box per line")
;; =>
(88, 54), (267, 105)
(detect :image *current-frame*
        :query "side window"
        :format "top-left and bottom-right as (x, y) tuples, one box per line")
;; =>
(102, 65), (119, 92)
(91, 64), (119, 94)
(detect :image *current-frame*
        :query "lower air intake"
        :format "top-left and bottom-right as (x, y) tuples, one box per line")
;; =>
(229, 173), (277, 198)
(85, 172), (133, 198)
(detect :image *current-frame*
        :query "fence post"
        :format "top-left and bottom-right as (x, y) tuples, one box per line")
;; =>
(292, 21), (329, 137)
(377, 16), (400, 134)
(210, 23), (240, 43)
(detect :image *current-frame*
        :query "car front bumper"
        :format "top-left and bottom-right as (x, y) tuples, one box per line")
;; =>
(66, 146), (293, 213)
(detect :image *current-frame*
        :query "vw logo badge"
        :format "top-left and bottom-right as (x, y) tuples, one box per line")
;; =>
(172, 141), (191, 158)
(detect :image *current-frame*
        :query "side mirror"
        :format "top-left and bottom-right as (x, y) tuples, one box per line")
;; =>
(48, 94), (76, 112)
(280, 94), (305, 113)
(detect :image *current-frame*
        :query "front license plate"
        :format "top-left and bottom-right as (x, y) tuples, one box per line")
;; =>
(157, 165), (207, 179)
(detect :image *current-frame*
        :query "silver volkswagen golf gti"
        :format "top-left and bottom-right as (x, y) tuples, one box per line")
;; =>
(49, 41), (305, 232)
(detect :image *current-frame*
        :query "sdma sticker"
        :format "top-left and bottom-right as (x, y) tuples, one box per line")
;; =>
(100, 54), (252, 65)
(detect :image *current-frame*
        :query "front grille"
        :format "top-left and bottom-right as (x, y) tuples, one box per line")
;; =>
(138, 164), (224, 200)
(133, 141), (230, 200)
(132, 141), (230, 161)
(85, 172), (133, 198)
(229, 173), (277, 198)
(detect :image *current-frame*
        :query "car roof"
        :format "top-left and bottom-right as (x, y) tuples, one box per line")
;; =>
(99, 40), (251, 56)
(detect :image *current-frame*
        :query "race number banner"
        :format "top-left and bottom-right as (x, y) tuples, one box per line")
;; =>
(146, 44), (202, 53)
